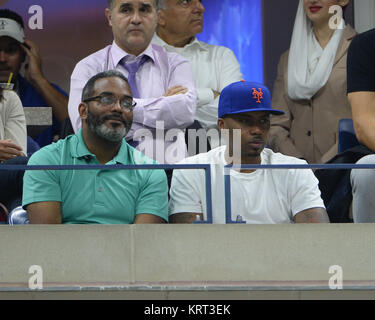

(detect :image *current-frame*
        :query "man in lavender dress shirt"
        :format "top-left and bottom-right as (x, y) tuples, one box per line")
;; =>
(68, 0), (196, 164)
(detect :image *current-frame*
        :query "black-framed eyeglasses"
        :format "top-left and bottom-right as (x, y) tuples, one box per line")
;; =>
(83, 93), (136, 110)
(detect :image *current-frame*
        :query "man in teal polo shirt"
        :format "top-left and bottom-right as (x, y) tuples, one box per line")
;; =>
(22, 70), (168, 224)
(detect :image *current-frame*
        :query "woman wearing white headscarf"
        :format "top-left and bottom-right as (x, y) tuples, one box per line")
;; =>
(269, 0), (356, 163)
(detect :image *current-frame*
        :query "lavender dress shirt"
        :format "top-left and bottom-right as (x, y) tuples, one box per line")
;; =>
(68, 41), (197, 164)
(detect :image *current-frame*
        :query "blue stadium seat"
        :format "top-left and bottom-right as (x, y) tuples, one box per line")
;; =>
(7, 206), (29, 225)
(338, 119), (360, 154)
(27, 136), (40, 157)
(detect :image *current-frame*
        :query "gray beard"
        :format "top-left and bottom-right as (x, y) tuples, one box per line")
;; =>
(87, 111), (130, 142)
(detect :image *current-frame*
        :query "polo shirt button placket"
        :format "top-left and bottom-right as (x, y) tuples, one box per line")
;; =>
(97, 171), (102, 192)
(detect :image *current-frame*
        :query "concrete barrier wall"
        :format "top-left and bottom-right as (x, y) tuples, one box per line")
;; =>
(0, 224), (375, 293)
(1, 224), (375, 287)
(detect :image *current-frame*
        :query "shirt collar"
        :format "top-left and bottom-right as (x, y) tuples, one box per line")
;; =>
(110, 139), (130, 165)
(153, 33), (208, 52)
(110, 40), (155, 67)
(71, 129), (95, 160)
(71, 129), (130, 165)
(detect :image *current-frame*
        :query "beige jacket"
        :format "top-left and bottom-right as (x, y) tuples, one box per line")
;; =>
(0, 89), (27, 155)
(269, 25), (357, 163)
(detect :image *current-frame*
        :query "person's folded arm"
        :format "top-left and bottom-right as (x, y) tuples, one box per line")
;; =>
(294, 207), (330, 223)
(169, 212), (203, 224)
(22, 149), (62, 223)
(196, 47), (242, 108)
(135, 163), (169, 223)
(217, 47), (243, 95)
(134, 213), (167, 224)
(196, 88), (215, 107)
(168, 165), (204, 224)
(132, 59), (197, 130)
(289, 161), (329, 223)
(26, 201), (62, 224)
(349, 91), (375, 152)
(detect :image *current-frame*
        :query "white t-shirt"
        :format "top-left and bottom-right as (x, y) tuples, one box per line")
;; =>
(169, 146), (325, 224)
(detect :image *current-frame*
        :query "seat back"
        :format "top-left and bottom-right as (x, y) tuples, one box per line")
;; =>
(27, 136), (40, 157)
(338, 119), (360, 154)
(8, 206), (29, 225)
(59, 117), (75, 139)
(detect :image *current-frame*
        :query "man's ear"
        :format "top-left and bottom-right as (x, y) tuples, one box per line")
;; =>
(157, 9), (166, 27)
(105, 8), (112, 27)
(218, 118), (225, 130)
(79, 103), (88, 121)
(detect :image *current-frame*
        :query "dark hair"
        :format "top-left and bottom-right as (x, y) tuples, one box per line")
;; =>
(0, 9), (24, 29)
(81, 70), (130, 102)
(107, 0), (160, 10)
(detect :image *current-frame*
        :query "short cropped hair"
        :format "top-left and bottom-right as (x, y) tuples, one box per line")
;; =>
(81, 70), (129, 102)
(0, 9), (24, 29)
(107, 0), (161, 10)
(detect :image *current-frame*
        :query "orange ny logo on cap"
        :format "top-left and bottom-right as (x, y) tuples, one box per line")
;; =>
(252, 88), (263, 103)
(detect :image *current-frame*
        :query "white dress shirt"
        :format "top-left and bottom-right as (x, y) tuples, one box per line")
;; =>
(153, 34), (242, 130)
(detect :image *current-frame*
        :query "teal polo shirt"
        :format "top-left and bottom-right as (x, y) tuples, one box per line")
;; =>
(22, 130), (168, 224)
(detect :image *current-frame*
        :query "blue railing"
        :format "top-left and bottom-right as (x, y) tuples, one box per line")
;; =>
(223, 163), (375, 224)
(0, 164), (213, 224)
(2, 162), (375, 225)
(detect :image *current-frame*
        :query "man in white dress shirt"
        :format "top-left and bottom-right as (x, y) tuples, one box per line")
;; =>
(153, 0), (242, 151)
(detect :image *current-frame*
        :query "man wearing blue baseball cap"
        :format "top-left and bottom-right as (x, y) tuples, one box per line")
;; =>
(168, 81), (329, 224)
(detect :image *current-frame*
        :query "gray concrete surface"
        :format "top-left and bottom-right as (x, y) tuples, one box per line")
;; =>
(1, 224), (375, 299)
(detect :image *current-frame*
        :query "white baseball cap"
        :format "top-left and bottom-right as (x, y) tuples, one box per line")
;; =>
(0, 18), (24, 43)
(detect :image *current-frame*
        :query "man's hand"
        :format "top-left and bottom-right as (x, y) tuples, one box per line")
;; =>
(164, 85), (188, 97)
(20, 39), (69, 123)
(212, 90), (220, 100)
(21, 39), (44, 85)
(0, 139), (24, 162)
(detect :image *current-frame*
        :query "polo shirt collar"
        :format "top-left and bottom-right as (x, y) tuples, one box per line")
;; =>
(71, 129), (95, 160)
(71, 129), (130, 165)
(110, 139), (130, 165)
(111, 40), (155, 67)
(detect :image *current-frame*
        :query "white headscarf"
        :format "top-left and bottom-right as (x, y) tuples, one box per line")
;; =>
(287, 0), (345, 100)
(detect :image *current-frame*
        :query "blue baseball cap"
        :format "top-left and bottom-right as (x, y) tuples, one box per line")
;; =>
(218, 81), (284, 118)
